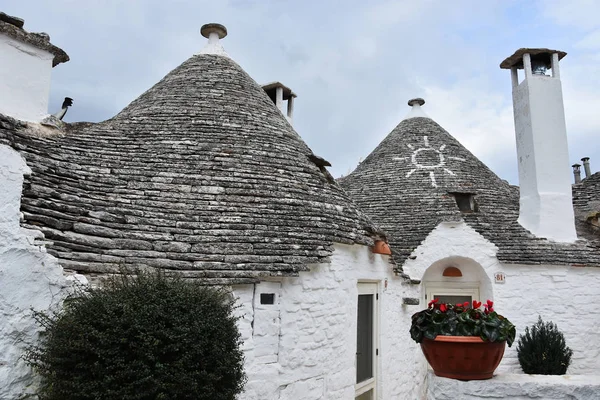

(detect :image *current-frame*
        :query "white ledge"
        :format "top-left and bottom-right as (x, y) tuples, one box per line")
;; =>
(427, 371), (600, 400)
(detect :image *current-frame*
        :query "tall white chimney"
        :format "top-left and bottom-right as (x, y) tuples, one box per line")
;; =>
(501, 48), (577, 242)
(0, 12), (68, 122)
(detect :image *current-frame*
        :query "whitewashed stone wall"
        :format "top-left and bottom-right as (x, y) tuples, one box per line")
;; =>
(233, 243), (425, 400)
(0, 34), (54, 122)
(0, 144), (70, 399)
(404, 221), (600, 374)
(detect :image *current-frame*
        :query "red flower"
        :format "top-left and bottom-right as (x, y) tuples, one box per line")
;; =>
(440, 304), (447, 312)
(486, 300), (494, 308)
(428, 298), (439, 308)
(473, 300), (482, 309)
(455, 303), (463, 308)
(463, 301), (470, 308)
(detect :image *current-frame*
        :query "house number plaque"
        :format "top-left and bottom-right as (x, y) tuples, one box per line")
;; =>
(494, 272), (506, 284)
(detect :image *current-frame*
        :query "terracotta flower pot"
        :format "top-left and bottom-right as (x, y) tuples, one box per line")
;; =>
(420, 336), (506, 380)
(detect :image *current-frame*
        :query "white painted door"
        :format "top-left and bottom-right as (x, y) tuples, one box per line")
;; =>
(356, 282), (378, 400)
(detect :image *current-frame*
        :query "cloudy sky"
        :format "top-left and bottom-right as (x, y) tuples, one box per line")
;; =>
(4, 0), (599, 183)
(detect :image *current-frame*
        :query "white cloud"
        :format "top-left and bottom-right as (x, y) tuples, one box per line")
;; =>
(538, 0), (600, 30)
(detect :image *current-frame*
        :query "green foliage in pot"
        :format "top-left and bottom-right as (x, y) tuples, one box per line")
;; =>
(517, 316), (573, 375)
(25, 271), (246, 400)
(410, 299), (516, 346)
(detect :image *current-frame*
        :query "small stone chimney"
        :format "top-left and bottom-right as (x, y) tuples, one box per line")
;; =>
(0, 12), (68, 122)
(500, 48), (577, 242)
(581, 157), (591, 178)
(572, 163), (582, 184)
(262, 82), (296, 125)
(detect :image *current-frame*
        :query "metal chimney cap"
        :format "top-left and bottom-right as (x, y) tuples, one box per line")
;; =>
(201, 23), (227, 39)
(581, 157), (590, 162)
(572, 163), (581, 168)
(408, 98), (425, 107)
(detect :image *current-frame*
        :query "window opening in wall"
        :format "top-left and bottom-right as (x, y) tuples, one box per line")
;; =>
(426, 285), (479, 307)
(450, 192), (478, 213)
(260, 293), (275, 305)
(356, 282), (378, 399)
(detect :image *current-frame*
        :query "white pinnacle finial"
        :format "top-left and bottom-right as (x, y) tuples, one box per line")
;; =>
(404, 97), (430, 120)
(198, 23), (230, 57)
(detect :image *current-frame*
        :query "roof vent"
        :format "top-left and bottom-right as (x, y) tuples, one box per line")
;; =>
(572, 163), (582, 184)
(198, 23), (229, 57)
(581, 157), (591, 178)
(262, 82), (296, 125)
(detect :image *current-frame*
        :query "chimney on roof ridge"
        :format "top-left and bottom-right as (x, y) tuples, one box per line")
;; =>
(262, 82), (296, 125)
(572, 163), (582, 184)
(0, 12), (69, 122)
(198, 23), (229, 57)
(404, 97), (429, 120)
(581, 157), (591, 178)
(501, 48), (576, 242)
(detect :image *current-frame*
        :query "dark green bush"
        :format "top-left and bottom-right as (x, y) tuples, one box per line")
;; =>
(26, 271), (246, 400)
(517, 316), (573, 375)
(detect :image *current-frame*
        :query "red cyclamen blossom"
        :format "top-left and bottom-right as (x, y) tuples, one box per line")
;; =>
(473, 300), (482, 309)
(440, 304), (447, 312)
(486, 299), (494, 308)
(428, 298), (439, 307)
(463, 301), (470, 308)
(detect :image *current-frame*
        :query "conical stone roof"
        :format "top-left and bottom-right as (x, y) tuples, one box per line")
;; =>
(0, 37), (383, 284)
(339, 102), (600, 271)
(573, 172), (600, 242)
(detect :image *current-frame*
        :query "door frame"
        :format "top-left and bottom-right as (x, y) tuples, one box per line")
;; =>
(355, 281), (379, 399)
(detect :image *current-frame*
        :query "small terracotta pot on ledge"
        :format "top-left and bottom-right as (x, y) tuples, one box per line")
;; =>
(420, 336), (506, 380)
(371, 240), (392, 255)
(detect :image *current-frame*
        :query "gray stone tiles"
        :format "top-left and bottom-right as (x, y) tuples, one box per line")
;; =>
(0, 54), (384, 284)
(339, 116), (600, 272)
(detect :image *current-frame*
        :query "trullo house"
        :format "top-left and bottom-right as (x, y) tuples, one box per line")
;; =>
(1, 11), (600, 400)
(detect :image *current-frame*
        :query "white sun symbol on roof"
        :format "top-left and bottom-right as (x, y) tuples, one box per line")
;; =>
(393, 136), (465, 187)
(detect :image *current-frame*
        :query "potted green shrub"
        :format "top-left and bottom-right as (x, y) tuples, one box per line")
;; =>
(410, 299), (516, 380)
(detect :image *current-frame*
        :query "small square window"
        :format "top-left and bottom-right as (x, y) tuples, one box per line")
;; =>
(450, 192), (478, 213)
(260, 293), (275, 305)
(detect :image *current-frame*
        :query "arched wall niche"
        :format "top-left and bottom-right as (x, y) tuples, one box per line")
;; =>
(421, 256), (493, 304)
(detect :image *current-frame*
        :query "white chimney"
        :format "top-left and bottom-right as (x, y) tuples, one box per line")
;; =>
(261, 82), (296, 125)
(501, 48), (577, 242)
(0, 12), (68, 122)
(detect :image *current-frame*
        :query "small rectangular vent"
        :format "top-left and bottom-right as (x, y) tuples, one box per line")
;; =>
(450, 192), (478, 213)
(260, 293), (275, 305)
